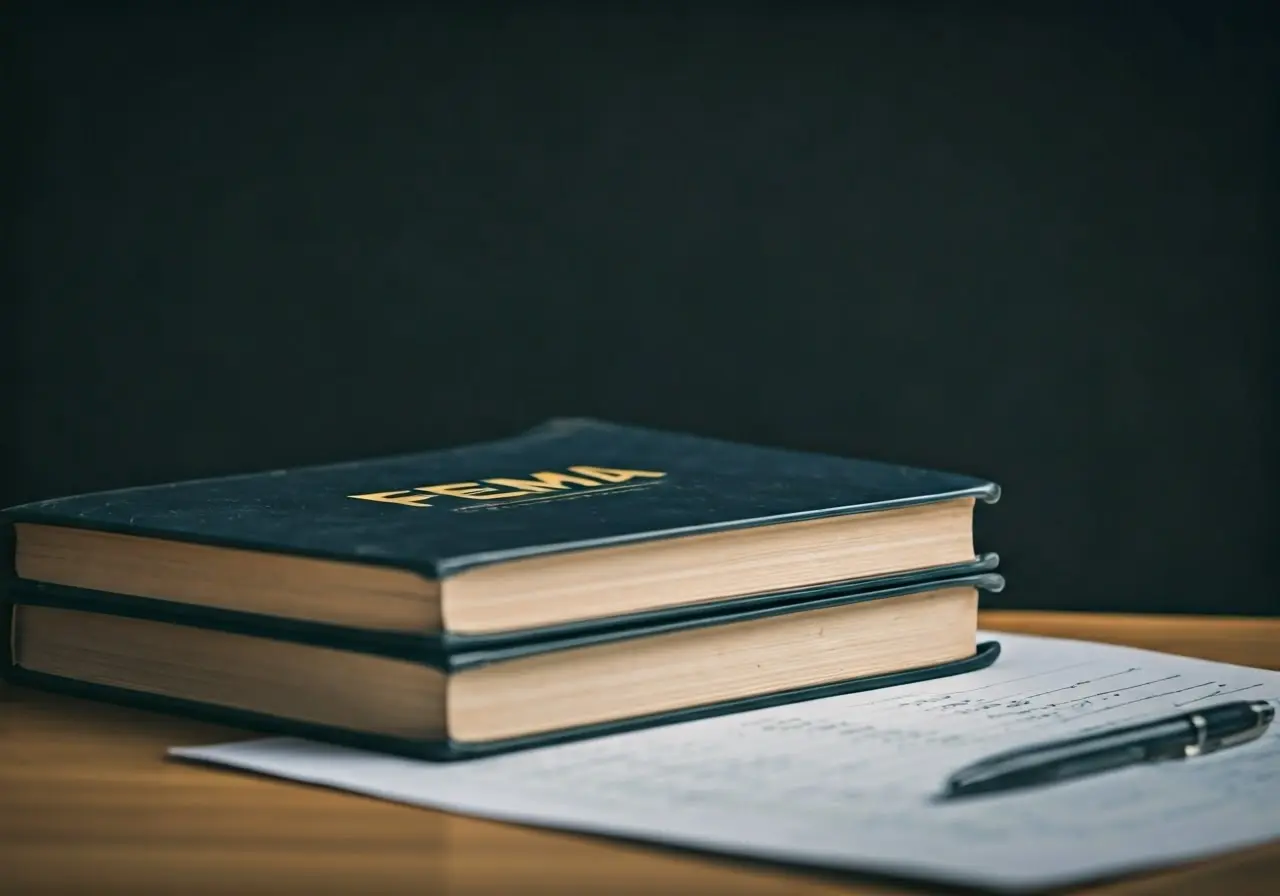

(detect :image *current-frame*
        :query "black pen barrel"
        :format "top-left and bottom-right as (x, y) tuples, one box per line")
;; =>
(1197, 700), (1273, 739)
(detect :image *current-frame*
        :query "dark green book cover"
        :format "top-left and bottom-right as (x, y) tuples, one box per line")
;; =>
(4, 418), (1000, 573)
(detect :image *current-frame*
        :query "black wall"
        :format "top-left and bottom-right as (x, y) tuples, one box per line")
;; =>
(5, 3), (1278, 615)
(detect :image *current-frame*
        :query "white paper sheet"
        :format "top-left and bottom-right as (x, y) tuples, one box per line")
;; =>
(171, 632), (1280, 891)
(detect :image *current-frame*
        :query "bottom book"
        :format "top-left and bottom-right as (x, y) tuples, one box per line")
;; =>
(4, 573), (1003, 759)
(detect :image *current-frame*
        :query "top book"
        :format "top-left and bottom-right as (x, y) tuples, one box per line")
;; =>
(4, 418), (1000, 638)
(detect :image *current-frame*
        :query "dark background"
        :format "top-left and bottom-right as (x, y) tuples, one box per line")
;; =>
(4, 3), (1277, 615)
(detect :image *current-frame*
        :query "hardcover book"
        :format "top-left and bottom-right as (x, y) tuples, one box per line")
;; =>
(6, 573), (1004, 759)
(3, 418), (1000, 640)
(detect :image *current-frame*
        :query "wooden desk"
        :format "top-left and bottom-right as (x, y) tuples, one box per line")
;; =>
(4, 611), (1279, 895)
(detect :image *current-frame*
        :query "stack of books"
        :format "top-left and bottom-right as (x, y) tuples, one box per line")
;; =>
(2, 418), (1003, 758)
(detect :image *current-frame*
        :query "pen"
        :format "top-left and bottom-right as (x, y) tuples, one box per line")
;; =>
(939, 699), (1275, 800)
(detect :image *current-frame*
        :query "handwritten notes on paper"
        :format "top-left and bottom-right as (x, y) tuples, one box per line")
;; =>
(171, 633), (1280, 891)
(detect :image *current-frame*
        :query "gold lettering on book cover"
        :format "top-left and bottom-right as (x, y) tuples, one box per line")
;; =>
(347, 467), (666, 508)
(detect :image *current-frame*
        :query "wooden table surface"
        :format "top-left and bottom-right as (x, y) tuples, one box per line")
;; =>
(4, 611), (1279, 895)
